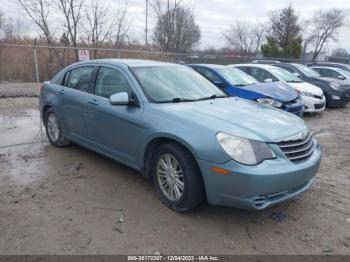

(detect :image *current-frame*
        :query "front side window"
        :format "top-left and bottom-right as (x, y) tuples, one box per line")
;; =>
(67, 67), (94, 92)
(133, 66), (225, 103)
(94, 67), (131, 98)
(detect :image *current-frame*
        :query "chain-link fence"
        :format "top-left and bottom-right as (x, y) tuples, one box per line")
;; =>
(0, 43), (314, 85)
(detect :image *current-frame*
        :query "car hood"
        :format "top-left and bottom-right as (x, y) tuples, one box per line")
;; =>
(241, 81), (297, 102)
(156, 97), (307, 142)
(288, 81), (324, 96)
(316, 76), (350, 85)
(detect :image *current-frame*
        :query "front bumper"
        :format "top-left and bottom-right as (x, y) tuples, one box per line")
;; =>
(326, 89), (350, 107)
(302, 95), (326, 113)
(197, 143), (322, 210)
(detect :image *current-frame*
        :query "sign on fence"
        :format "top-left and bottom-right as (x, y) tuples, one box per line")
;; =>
(79, 49), (89, 61)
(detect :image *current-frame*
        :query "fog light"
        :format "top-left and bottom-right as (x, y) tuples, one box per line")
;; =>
(332, 95), (341, 100)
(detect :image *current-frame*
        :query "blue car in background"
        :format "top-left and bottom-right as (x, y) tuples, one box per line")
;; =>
(188, 64), (304, 116)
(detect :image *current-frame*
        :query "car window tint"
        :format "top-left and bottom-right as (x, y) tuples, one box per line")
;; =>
(67, 67), (94, 92)
(194, 67), (221, 82)
(95, 67), (131, 98)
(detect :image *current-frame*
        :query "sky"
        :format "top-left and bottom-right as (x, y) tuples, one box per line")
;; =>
(2, 0), (350, 53)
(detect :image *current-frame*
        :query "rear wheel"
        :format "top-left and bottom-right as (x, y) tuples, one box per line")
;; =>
(44, 108), (70, 147)
(152, 143), (205, 212)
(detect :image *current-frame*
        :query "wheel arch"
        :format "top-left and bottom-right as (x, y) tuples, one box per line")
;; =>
(142, 135), (199, 178)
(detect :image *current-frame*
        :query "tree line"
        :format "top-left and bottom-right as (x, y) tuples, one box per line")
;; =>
(223, 4), (348, 61)
(0, 0), (348, 68)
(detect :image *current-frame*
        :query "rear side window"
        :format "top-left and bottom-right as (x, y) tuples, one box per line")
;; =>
(51, 72), (65, 85)
(246, 67), (277, 82)
(94, 67), (131, 98)
(67, 67), (94, 92)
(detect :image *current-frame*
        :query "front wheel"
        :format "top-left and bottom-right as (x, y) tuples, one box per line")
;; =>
(44, 108), (70, 147)
(152, 143), (205, 212)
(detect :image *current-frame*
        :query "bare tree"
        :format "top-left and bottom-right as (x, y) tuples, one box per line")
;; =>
(84, 0), (114, 58)
(113, 1), (133, 49)
(17, 0), (59, 75)
(223, 21), (266, 56)
(332, 48), (348, 58)
(307, 9), (347, 62)
(55, 0), (85, 61)
(152, 0), (200, 53)
(17, 0), (56, 45)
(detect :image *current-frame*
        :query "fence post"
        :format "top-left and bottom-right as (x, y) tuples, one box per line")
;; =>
(33, 42), (44, 144)
(33, 46), (40, 83)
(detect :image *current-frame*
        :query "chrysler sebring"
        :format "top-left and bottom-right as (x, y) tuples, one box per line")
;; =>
(40, 59), (322, 211)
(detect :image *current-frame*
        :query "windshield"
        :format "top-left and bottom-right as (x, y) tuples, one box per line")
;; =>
(269, 67), (303, 83)
(216, 68), (258, 86)
(292, 63), (321, 78)
(335, 68), (350, 79)
(133, 66), (226, 103)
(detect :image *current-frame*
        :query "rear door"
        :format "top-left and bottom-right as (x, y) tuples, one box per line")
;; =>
(61, 66), (96, 144)
(85, 66), (143, 167)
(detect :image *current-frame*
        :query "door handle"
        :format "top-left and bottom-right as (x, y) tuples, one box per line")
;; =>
(88, 99), (99, 106)
(58, 89), (65, 95)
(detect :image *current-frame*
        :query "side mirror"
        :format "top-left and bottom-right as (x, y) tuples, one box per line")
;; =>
(293, 72), (301, 78)
(337, 75), (346, 80)
(213, 81), (225, 88)
(109, 92), (130, 106)
(264, 78), (273, 83)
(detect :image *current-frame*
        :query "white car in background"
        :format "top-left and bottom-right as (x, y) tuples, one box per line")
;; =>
(229, 64), (326, 113)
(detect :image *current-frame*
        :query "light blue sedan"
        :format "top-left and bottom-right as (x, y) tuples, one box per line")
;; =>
(39, 59), (322, 211)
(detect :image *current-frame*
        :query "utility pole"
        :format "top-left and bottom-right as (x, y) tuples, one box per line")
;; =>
(145, 0), (149, 47)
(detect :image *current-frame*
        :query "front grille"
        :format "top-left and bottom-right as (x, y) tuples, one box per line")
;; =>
(277, 132), (316, 162)
(315, 103), (325, 110)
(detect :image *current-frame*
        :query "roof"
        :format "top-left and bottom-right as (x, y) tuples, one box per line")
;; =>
(69, 59), (180, 69)
(186, 64), (227, 69)
(229, 63), (277, 70)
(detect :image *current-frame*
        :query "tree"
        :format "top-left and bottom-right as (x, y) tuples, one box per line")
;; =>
(84, 0), (114, 58)
(223, 21), (265, 56)
(261, 4), (303, 58)
(152, 0), (200, 53)
(332, 48), (348, 58)
(17, 0), (56, 46)
(113, 1), (133, 49)
(307, 9), (346, 61)
(55, 0), (85, 61)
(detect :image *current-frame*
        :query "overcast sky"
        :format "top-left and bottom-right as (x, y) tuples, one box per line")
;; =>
(2, 0), (350, 53)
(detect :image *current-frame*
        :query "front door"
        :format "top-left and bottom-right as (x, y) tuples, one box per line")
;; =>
(85, 66), (143, 167)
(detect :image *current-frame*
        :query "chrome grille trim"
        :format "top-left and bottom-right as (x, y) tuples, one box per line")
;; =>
(277, 131), (316, 162)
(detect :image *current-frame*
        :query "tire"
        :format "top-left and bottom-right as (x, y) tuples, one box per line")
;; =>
(44, 108), (70, 147)
(151, 143), (205, 212)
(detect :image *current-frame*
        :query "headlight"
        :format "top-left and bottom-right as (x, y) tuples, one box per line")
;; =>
(329, 82), (341, 91)
(216, 132), (276, 165)
(257, 98), (282, 108)
(297, 90), (314, 97)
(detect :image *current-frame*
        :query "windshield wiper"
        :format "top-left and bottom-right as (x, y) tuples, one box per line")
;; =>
(157, 98), (197, 103)
(287, 80), (302, 83)
(197, 94), (228, 101)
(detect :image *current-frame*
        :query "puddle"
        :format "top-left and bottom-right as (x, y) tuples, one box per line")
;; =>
(0, 109), (45, 148)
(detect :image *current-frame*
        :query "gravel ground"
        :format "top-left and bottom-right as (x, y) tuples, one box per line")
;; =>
(0, 96), (349, 255)
(0, 82), (39, 98)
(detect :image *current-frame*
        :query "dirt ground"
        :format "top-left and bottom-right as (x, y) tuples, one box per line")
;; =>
(0, 95), (349, 255)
